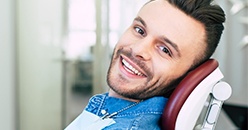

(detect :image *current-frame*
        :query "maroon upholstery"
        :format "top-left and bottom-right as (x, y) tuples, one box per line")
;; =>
(161, 59), (219, 130)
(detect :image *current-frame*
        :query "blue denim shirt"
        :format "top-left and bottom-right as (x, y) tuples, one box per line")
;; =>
(65, 93), (168, 130)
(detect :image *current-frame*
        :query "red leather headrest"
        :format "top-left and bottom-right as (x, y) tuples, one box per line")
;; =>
(161, 59), (218, 130)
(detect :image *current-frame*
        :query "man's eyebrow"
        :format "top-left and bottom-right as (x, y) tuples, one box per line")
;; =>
(134, 16), (147, 28)
(163, 37), (181, 57)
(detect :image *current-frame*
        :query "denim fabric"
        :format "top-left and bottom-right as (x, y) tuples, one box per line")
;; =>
(66, 93), (168, 130)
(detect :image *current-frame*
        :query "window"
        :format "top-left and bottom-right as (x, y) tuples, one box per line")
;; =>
(65, 0), (96, 61)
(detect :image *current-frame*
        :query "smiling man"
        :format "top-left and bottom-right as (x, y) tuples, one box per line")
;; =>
(65, 0), (225, 129)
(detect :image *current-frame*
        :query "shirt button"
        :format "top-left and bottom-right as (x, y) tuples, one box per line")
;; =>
(101, 109), (107, 115)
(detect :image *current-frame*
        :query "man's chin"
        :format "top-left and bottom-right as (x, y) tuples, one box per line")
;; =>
(108, 84), (154, 100)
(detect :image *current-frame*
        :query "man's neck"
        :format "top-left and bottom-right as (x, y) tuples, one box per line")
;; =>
(108, 89), (141, 102)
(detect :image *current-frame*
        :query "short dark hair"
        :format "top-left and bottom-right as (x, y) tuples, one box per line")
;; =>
(167, 0), (226, 69)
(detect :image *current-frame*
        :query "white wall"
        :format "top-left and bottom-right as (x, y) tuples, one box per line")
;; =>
(16, 0), (65, 129)
(0, 0), (16, 129)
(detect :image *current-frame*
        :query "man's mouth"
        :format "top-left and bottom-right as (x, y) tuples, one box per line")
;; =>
(121, 57), (146, 77)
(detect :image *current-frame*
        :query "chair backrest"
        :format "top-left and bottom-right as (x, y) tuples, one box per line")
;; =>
(161, 59), (231, 130)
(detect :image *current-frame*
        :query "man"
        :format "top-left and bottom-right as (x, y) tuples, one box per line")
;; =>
(65, 0), (225, 129)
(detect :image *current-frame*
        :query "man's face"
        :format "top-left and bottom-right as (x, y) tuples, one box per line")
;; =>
(107, 0), (206, 100)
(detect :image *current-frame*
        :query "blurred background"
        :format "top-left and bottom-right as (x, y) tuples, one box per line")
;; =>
(0, 0), (247, 130)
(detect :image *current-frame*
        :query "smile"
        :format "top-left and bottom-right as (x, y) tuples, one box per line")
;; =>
(121, 57), (146, 77)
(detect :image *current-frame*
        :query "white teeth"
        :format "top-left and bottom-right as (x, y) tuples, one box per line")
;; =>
(122, 58), (143, 76)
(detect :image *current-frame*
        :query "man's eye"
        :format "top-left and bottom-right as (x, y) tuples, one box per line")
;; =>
(134, 27), (145, 36)
(159, 46), (171, 56)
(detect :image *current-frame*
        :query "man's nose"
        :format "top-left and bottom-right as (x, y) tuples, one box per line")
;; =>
(130, 37), (154, 61)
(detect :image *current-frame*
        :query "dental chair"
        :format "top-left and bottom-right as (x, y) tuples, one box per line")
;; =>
(161, 59), (232, 130)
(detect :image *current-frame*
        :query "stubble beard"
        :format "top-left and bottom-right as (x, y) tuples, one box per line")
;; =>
(106, 47), (179, 100)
